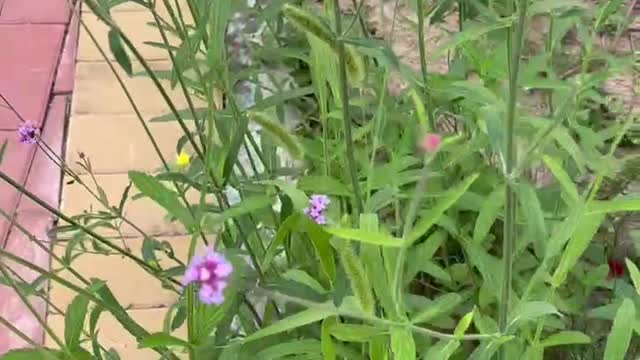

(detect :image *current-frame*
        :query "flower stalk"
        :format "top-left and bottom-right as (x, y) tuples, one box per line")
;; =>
(499, 0), (528, 357)
(332, 0), (364, 216)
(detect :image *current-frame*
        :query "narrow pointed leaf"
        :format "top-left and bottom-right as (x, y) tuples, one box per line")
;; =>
(603, 299), (635, 360)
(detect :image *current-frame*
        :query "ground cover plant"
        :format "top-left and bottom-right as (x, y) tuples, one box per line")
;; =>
(0, 0), (639, 359)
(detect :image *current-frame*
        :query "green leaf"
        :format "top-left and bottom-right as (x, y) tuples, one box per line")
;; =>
(541, 155), (580, 204)
(426, 340), (461, 360)
(508, 301), (560, 329)
(257, 179), (309, 211)
(243, 308), (334, 343)
(544, 206), (583, 260)
(256, 339), (321, 360)
(138, 332), (192, 349)
(249, 112), (304, 160)
(206, 0), (232, 67)
(128, 171), (195, 231)
(304, 219), (337, 283)
(595, 0), (625, 29)
(325, 227), (403, 247)
(66, 349), (93, 360)
(390, 327), (416, 360)
(329, 324), (385, 342)
(222, 114), (248, 185)
(0, 348), (62, 359)
(411, 293), (463, 324)
(407, 173), (479, 245)
(603, 299), (636, 360)
(370, 336), (388, 360)
(473, 185), (505, 244)
(625, 259), (640, 296)
(262, 214), (301, 270)
(65, 293), (91, 350)
(587, 199), (640, 214)
(321, 317), (337, 360)
(204, 195), (273, 227)
(251, 86), (315, 112)
(517, 183), (548, 254)
(539, 331), (591, 347)
(282, 269), (327, 294)
(298, 176), (351, 197)
(454, 310), (475, 339)
(433, 18), (514, 57)
(551, 212), (606, 287)
(108, 30), (132, 75)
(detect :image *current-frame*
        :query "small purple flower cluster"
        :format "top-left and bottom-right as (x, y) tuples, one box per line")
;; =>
(304, 194), (330, 225)
(18, 122), (39, 144)
(183, 248), (233, 305)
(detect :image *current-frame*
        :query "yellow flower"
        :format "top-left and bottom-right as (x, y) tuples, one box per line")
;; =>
(176, 151), (191, 167)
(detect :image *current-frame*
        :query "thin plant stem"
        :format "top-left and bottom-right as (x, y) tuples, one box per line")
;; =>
(0, 315), (58, 359)
(72, 3), (209, 246)
(498, 0), (528, 358)
(0, 263), (66, 352)
(269, 291), (498, 341)
(0, 169), (177, 286)
(332, 0), (364, 217)
(0, 248), (180, 359)
(416, 0), (436, 131)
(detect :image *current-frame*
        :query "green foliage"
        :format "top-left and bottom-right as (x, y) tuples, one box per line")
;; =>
(4, 0), (637, 359)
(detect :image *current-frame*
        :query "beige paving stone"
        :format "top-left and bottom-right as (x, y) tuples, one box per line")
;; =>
(82, 0), (190, 16)
(78, 11), (178, 62)
(47, 307), (188, 359)
(60, 173), (201, 238)
(65, 114), (191, 174)
(71, 61), (203, 117)
(48, 235), (191, 310)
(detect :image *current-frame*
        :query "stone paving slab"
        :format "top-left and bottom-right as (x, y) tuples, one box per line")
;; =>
(0, 24), (65, 129)
(66, 114), (190, 174)
(0, 0), (71, 24)
(60, 173), (196, 238)
(78, 11), (177, 62)
(0, 211), (53, 353)
(71, 60), (200, 117)
(0, 131), (37, 244)
(49, 235), (189, 310)
(0, 95), (68, 353)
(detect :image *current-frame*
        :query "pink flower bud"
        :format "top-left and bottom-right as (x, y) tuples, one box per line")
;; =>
(420, 133), (441, 153)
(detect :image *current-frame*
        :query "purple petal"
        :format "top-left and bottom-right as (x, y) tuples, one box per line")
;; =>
(199, 284), (225, 305)
(215, 261), (233, 278)
(182, 266), (199, 286)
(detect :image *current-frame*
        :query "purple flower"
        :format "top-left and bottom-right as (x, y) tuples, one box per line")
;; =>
(183, 248), (233, 305)
(18, 122), (39, 144)
(304, 194), (330, 225)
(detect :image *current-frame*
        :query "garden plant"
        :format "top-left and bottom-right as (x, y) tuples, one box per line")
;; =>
(0, 0), (640, 359)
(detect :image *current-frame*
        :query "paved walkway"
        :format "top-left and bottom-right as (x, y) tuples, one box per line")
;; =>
(46, 3), (191, 358)
(0, 1), (190, 357)
(0, 0), (77, 352)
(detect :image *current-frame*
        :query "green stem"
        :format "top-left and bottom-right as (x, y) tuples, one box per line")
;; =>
(74, 6), (209, 246)
(332, 0), (364, 217)
(0, 248), (179, 359)
(0, 170), (175, 285)
(416, 0), (436, 132)
(0, 316), (58, 359)
(0, 263), (66, 352)
(498, 1), (528, 358)
(270, 291), (497, 341)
